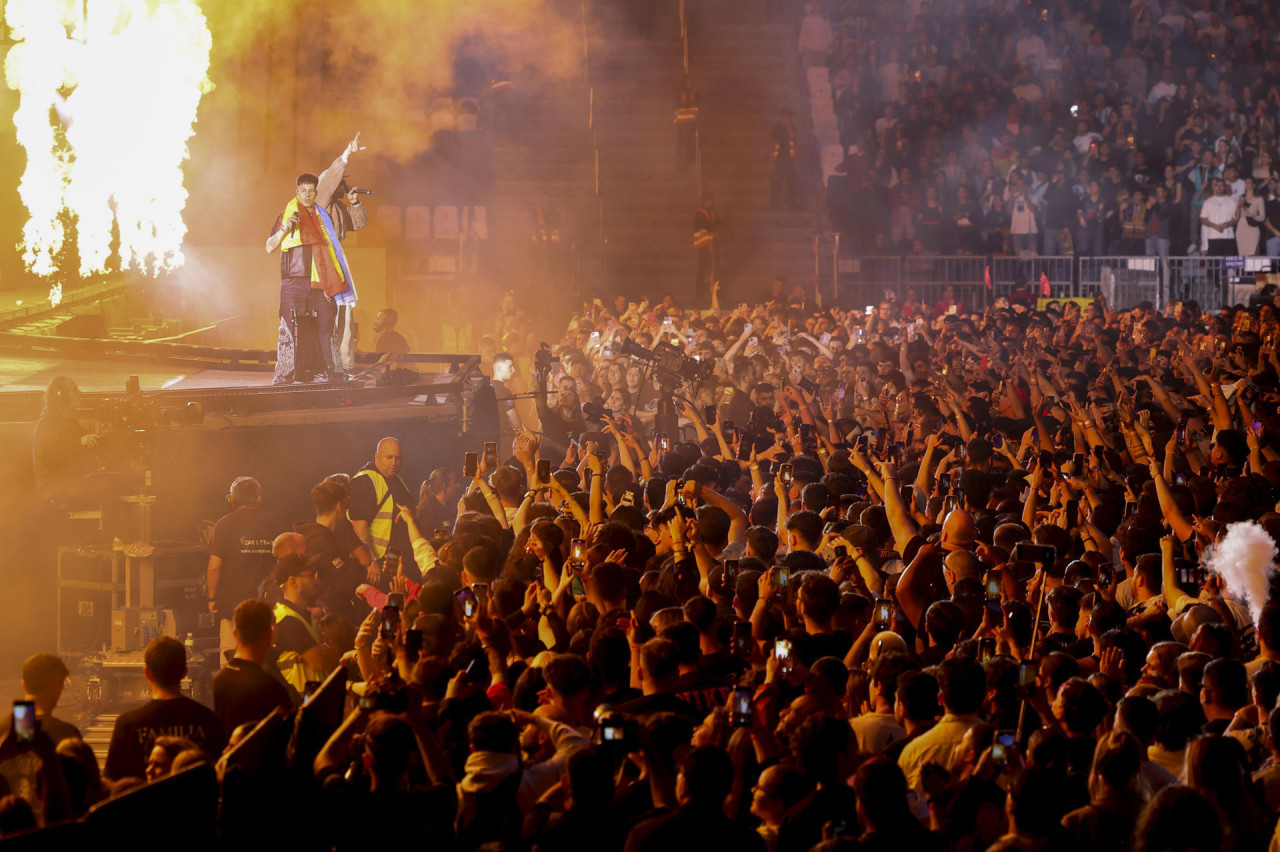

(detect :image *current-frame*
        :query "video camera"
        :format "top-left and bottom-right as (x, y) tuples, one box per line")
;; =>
(93, 377), (203, 449)
(532, 343), (560, 381)
(615, 338), (714, 390)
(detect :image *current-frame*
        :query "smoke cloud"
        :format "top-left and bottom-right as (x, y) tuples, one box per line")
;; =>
(198, 0), (582, 165)
(1204, 521), (1278, 626)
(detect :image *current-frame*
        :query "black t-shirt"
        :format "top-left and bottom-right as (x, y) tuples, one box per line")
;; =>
(797, 630), (853, 666)
(416, 493), (452, 538)
(1266, 199), (1280, 236)
(614, 692), (702, 724)
(294, 520), (362, 608)
(104, 697), (226, 781)
(702, 649), (750, 684)
(212, 657), (293, 735)
(348, 466), (420, 580)
(210, 507), (278, 615)
(674, 671), (732, 716)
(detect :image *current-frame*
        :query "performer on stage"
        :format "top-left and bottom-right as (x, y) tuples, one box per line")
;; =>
(266, 134), (368, 384)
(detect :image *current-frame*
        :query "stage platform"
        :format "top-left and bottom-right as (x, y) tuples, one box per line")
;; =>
(0, 326), (489, 675)
(0, 328), (482, 424)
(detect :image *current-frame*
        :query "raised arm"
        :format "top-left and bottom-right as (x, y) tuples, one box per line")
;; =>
(877, 461), (918, 554)
(1148, 462), (1195, 542)
(696, 481), (749, 547)
(316, 132), (365, 208)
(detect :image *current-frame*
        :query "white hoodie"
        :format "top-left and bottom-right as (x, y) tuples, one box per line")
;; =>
(458, 715), (589, 812)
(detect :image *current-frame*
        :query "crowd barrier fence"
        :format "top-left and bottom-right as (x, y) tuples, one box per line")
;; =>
(829, 250), (1274, 313)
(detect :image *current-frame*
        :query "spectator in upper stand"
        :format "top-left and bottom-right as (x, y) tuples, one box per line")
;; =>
(1076, 180), (1106, 256)
(1008, 179), (1039, 257)
(1042, 170), (1077, 254)
(797, 3), (832, 69)
(796, 0), (1280, 260)
(1148, 67), (1179, 104)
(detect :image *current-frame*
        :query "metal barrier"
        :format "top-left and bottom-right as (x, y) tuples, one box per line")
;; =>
(991, 256), (1074, 298)
(832, 253), (1276, 312)
(835, 256), (900, 307)
(1163, 256), (1274, 310)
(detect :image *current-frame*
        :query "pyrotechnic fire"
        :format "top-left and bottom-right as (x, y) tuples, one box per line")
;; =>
(4, 0), (212, 297)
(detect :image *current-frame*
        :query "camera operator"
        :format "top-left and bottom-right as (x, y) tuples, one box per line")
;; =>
(32, 376), (104, 506)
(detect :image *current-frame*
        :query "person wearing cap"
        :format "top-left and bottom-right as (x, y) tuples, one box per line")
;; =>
(270, 554), (340, 697)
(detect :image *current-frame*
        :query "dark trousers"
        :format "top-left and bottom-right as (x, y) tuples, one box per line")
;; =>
(1207, 238), (1237, 257)
(695, 246), (716, 305)
(770, 159), (796, 209)
(279, 277), (335, 370)
(1075, 225), (1104, 256)
(676, 122), (697, 167)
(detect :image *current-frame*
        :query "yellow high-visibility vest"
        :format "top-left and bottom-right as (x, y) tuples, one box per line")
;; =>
(351, 469), (399, 559)
(272, 601), (326, 694)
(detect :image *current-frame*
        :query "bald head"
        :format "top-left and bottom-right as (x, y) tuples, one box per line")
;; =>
(940, 509), (976, 552)
(375, 437), (403, 477)
(273, 532), (305, 559)
(944, 550), (982, 592)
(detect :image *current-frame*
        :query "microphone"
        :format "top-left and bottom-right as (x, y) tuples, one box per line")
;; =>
(352, 188), (375, 195)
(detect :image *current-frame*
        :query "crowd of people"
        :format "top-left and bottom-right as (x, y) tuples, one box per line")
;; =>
(4, 275), (1280, 850)
(801, 0), (1280, 259)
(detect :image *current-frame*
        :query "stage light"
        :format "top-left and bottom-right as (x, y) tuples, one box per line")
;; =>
(3, 0), (212, 300)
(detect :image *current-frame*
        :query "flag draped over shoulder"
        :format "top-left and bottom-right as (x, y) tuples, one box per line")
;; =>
(278, 199), (358, 306)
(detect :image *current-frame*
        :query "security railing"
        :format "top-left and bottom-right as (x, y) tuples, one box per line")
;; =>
(831, 252), (1273, 313)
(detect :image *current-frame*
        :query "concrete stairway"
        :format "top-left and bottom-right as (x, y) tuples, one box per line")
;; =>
(487, 82), (604, 302)
(590, 22), (698, 301)
(691, 8), (830, 300)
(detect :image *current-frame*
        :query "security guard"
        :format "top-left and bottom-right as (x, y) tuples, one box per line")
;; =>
(348, 437), (419, 585)
(269, 554), (339, 697)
